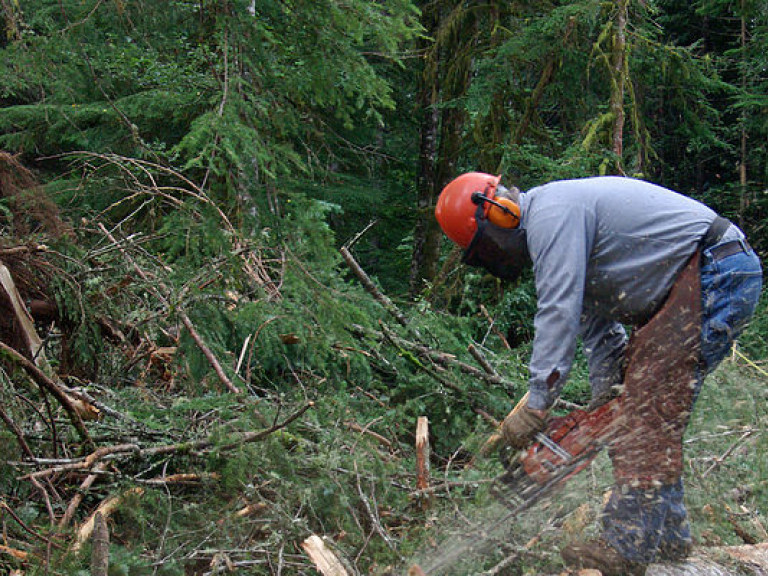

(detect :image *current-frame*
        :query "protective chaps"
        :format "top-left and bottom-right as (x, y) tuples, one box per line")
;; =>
(610, 252), (702, 487)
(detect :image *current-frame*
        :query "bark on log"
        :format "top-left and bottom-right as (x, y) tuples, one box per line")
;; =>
(542, 543), (768, 575)
(91, 512), (109, 576)
(645, 548), (757, 576)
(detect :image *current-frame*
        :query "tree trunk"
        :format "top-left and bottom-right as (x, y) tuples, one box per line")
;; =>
(409, 3), (475, 298)
(610, 0), (628, 174)
(738, 0), (748, 228)
(409, 4), (442, 297)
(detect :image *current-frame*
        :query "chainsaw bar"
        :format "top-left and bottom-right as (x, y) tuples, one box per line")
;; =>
(421, 450), (601, 576)
(415, 401), (622, 574)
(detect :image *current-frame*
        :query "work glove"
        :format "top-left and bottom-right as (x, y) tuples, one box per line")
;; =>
(501, 404), (548, 450)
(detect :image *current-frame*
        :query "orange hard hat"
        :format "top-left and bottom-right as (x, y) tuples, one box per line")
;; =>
(435, 172), (502, 248)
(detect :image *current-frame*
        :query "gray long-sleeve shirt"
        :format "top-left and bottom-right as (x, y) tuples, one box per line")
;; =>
(517, 177), (726, 410)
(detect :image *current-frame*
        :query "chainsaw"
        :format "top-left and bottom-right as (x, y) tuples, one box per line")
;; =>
(410, 396), (623, 575)
(490, 395), (622, 511)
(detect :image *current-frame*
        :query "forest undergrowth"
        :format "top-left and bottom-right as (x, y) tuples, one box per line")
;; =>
(0, 152), (766, 576)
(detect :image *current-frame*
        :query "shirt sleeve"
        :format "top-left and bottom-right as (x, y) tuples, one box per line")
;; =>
(580, 312), (627, 404)
(526, 205), (595, 410)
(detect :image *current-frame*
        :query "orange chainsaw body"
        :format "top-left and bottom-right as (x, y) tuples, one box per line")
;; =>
(521, 398), (621, 485)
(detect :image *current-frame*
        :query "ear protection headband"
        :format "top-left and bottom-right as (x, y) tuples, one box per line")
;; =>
(471, 190), (520, 229)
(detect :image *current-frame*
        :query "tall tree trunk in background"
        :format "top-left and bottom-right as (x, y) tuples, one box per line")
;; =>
(409, 2), (472, 297)
(409, 4), (442, 296)
(610, 0), (628, 174)
(738, 0), (748, 228)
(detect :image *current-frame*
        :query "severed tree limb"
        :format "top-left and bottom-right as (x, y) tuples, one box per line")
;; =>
(96, 223), (240, 394)
(72, 488), (145, 553)
(143, 472), (220, 486)
(59, 462), (108, 528)
(0, 500), (60, 550)
(21, 443), (140, 481)
(301, 535), (349, 576)
(24, 403), (313, 481)
(340, 246), (415, 333)
(147, 400), (313, 455)
(468, 344), (499, 378)
(345, 421), (392, 448)
(415, 416), (431, 510)
(351, 323), (516, 393)
(0, 341), (93, 448)
(234, 501), (268, 518)
(0, 404), (34, 460)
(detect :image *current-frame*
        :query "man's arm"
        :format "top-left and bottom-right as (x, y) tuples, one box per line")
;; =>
(526, 205), (596, 410)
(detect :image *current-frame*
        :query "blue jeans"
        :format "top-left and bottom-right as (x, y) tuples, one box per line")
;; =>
(603, 244), (762, 563)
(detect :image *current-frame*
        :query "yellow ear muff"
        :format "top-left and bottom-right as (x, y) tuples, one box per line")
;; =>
(487, 197), (520, 228)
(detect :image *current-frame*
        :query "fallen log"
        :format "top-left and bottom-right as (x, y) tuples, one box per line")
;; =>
(646, 546), (758, 576)
(91, 512), (109, 576)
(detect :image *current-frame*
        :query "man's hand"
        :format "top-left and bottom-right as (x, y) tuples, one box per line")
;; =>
(501, 405), (548, 449)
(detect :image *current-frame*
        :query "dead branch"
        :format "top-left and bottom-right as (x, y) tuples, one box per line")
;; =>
(0, 500), (60, 550)
(59, 462), (108, 529)
(96, 222), (240, 394)
(468, 344), (499, 377)
(346, 420), (392, 449)
(340, 246), (414, 332)
(73, 487), (145, 553)
(23, 403), (313, 480)
(354, 462), (395, 550)
(142, 401), (313, 456)
(479, 305), (513, 352)
(702, 429), (755, 478)
(351, 323), (516, 393)
(21, 443), (140, 481)
(0, 341), (93, 447)
(73, 152), (281, 299)
(0, 404), (34, 459)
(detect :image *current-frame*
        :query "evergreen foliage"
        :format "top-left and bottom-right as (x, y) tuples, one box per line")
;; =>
(0, 0), (765, 574)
